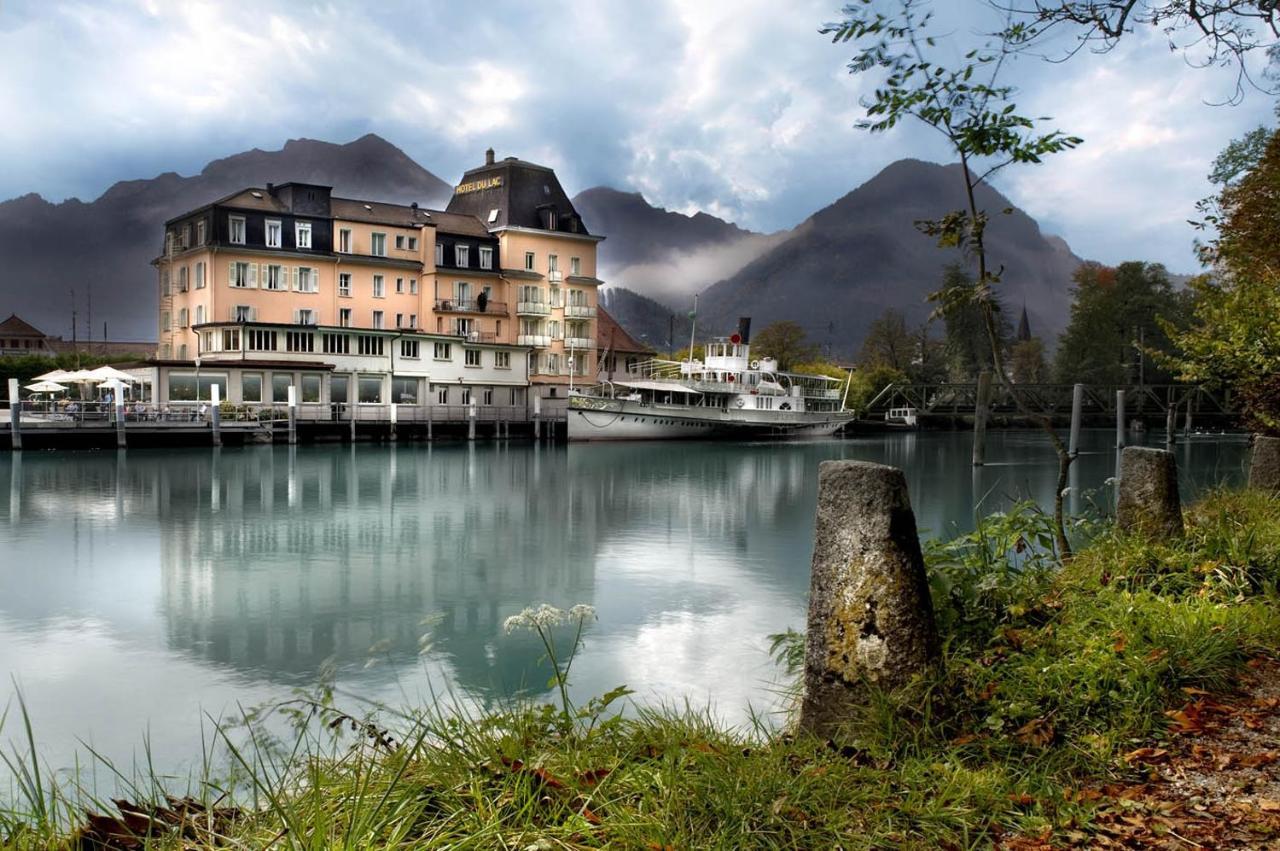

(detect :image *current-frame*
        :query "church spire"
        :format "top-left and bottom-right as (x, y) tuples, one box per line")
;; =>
(1016, 305), (1031, 343)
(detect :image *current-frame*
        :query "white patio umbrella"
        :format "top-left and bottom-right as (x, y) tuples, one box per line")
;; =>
(33, 369), (74, 381)
(85, 366), (136, 383)
(25, 380), (68, 393)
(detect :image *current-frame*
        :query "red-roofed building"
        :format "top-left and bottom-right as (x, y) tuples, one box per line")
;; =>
(596, 305), (653, 380)
(0, 314), (57, 355)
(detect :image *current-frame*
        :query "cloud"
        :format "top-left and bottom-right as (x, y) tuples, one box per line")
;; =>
(0, 0), (1272, 269)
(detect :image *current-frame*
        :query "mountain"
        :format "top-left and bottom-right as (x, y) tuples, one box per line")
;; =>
(690, 159), (1082, 359)
(0, 135), (451, 340)
(571, 187), (787, 308)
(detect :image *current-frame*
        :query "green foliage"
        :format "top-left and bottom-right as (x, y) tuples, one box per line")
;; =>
(1009, 337), (1047, 383)
(845, 364), (909, 413)
(938, 265), (1012, 380)
(1054, 261), (1189, 385)
(0, 351), (150, 401)
(749, 321), (819, 370)
(790, 360), (849, 382)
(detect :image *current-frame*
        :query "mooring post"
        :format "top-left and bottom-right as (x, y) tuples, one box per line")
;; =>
(1165, 405), (1177, 450)
(800, 460), (940, 738)
(7, 378), (21, 451)
(533, 394), (542, 441)
(287, 385), (298, 445)
(468, 400), (477, 441)
(1248, 435), (1280, 493)
(1116, 446), (1183, 539)
(389, 402), (397, 443)
(1115, 389), (1126, 450)
(972, 369), (991, 467)
(209, 384), (221, 448)
(426, 400), (433, 441)
(1183, 397), (1193, 436)
(1068, 382), (1084, 458)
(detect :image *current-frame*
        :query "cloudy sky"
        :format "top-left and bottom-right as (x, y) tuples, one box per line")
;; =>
(1, 0), (1274, 270)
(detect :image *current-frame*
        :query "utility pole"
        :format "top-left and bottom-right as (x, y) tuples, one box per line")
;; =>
(70, 288), (79, 368)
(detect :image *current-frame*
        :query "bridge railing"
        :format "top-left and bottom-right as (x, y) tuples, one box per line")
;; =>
(863, 382), (1237, 419)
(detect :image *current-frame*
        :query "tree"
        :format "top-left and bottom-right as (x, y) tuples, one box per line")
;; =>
(858, 309), (915, 372)
(827, 0), (1082, 556)
(1053, 261), (1187, 385)
(1009, 338), (1047, 383)
(751, 321), (819, 371)
(938, 265), (1012, 380)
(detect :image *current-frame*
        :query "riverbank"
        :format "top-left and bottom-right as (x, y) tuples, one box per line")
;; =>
(3, 486), (1279, 848)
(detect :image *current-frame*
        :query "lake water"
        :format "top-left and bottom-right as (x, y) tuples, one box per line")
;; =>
(0, 430), (1251, 788)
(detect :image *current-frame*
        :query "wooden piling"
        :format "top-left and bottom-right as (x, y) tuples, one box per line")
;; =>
(209, 384), (221, 448)
(8, 378), (21, 451)
(533, 394), (542, 441)
(287, 385), (298, 446)
(1115, 389), (1126, 450)
(468, 401), (476, 441)
(116, 397), (128, 449)
(1068, 382), (1084, 458)
(1165, 405), (1177, 449)
(972, 370), (991, 467)
(389, 402), (397, 442)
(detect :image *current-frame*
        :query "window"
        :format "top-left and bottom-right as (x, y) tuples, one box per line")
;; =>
(371, 232), (386, 256)
(247, 329), (276, 352)
(549, 254), (559, 277)
(265, 220), (282, 248)
(373, 275), (384, 298)
(161, 311), (171, 331)
(495, 351), (511, 369)
(408, 313), (417, 328)
(455, 244), (469, 266)
(391, 376), (418, 403)
(330, 374), (349, 404)
(408, 237), (418, 250)
(358, 377), (382, 403)
(301, 374), (321, 403)
(178, 266), (188, 292)
(400, 339), (420, 358)
(295, 309), (316, 325)
(395, 234), (406, 249)
(456, 281), (471, 304)
(338, 228), (351, 253)
(396, 277), (405, 294)
(221, 329), (240, 351)
(264, 264), (285, 291)
(182, 224), (191, 248)
(295, 221), (312, 249)
(483, 388), (493, 405)
(196, 220), (206, 246)
(233, 305), (252, 322)
(339, 273), (351, 297)
(373, 310), (384, 330)
(177, 307), (188, 327)
(435, 384), (449, 404)
(339, 308), (352, 327)
(296, 267), (318, 293)
(230, 261), (253, 288)
(195, 305), (205, 325)
(479, 246), (493, 269)
(272, 374), (291, 403)
(165, 232), (174, 256)
(571, 256), (581, 276)
(178, 343), (188, 360)
(409, 277), (418, 294)
(357, 335), (384, 356)
(435, 243), (443, 266)
(160, 269), (170, 296)
(202, 331), (214, 351)
(395, 313), (404, 328)
(460, 388), (472, 405)
(464, 349), (481, 367)
(229, 215), (245, 244)
(433, 342), (451, 360)
(286, 331), (314, 352)
(524, 251), (535, 271)
(323, 333), (350, 354)
(550, 286), (562, 309)
(242, 374), (262, 403)
(547, 353), (561, 373)
(195, 262), (206, 289)
(550, 320), (562, 340)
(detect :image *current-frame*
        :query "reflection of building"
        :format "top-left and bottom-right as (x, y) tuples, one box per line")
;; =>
(150, 150), (603, 411)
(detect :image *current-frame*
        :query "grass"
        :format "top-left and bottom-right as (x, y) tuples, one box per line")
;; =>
(3, 489), (1280, 849)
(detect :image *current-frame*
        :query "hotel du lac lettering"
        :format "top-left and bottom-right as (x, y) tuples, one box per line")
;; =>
(454, 176), (503, 194)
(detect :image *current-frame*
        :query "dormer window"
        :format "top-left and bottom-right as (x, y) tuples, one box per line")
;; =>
(455, 245), (470, 266)
(371, 232), (386, 256)
(296, 221), (312, 249)
(228, 215), (245, 245)
(435, 243), (443, 266)
(265, 219), (282, 248)
(479, 246), (493, 270)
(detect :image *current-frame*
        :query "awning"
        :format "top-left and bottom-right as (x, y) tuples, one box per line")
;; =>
(612, 379), (702, 394)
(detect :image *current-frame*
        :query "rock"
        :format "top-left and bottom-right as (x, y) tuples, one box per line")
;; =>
(800, 460), (940, 739)
(1116, 446), (1183, 539)
(1249, 435), (1280, 494)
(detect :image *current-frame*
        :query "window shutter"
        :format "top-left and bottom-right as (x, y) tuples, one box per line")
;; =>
(227, 261), (235, 287)
(311, 267), (319, 292)
(248, 263), (258, 288)
(292, 267), (299, 292)
(293, 309), (300, 324)
(251, 307), (258, 321)
(229, 305), (237, 321)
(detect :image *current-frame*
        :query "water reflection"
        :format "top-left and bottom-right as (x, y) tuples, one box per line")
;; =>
(0, 430), (1251, 782)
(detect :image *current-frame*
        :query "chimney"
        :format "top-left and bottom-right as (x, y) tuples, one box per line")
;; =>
(737, 317), (752, 345)
(266, 182), (275, 195)
(485, 148), (495, 166)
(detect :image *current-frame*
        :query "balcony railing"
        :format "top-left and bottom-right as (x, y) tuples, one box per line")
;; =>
(548, 270), (563, 283)
(516, 301), (551, 316)
(434, 298), (508, 315)
(450, 330), (498, 343)
(564, 304), (596, 318)
(517, 334), (550, 347)
(564, 337), (596, 350)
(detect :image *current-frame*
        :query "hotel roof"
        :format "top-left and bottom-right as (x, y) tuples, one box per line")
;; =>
(445, 151), (596, 238)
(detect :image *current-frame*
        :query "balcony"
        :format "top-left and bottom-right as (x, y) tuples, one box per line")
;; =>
(517, 334), (551, 347)
(516, 301), (551, 316)
(565, 337), (596, 350)
(548, 270), (563, 283)
(451, 330), (497, 343)
(434, 298), (508, 315)
(564, 304), (596, 319)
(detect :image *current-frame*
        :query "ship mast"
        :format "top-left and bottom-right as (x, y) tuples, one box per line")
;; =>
(685, 294), (698, 376)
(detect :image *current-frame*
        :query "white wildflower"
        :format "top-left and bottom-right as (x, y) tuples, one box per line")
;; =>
(503, 603), (596, 634)
(1104, 477), (1119, 486)
(1060, 487), (1072, 498)
(569, 604), (597, 622)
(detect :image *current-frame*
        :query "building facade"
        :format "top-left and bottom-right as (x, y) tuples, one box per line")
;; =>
(153, 150), (601, 411)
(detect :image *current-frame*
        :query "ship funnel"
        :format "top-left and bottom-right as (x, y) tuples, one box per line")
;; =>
(737, 317), (751, 345)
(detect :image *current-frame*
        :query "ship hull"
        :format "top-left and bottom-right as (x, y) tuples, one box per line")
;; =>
(568, 398), (853, 442)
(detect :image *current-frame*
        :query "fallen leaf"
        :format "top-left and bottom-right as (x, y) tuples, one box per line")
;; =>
(1123, 747), (1169, 765)
(1016, 717), (1055, 747)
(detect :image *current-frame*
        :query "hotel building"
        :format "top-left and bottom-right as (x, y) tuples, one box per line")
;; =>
(150, 149), (600, 413)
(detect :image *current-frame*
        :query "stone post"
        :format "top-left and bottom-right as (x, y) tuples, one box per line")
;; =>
(800, 461), (940, 738)
(1116, 446), (1183, 539)
(1068, 382), (1084, 458)
(7, 378), (21, 451)
(972, 370), (991, 467)
(389, 402), (397, 443)
(287, 385), (297, 446)
(1115, 389), (1126, 450)
(1248, 435), (1280, 493)
(1165, 404), (1177, 450)
(209, 383), (221, 448)
(468, 400), (477, 441)
(533, 393), (542, 441)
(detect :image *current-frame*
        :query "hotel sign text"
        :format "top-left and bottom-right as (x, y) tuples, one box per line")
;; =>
(455, 176), (503, 194)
